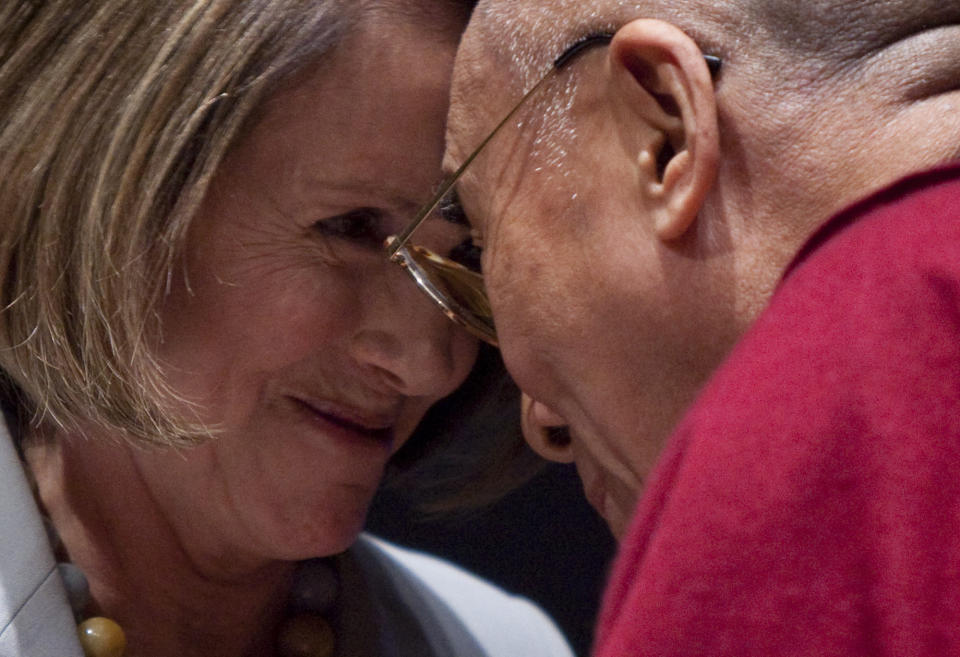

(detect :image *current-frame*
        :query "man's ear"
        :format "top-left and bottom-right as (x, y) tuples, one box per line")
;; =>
(608, 19), (719, 241)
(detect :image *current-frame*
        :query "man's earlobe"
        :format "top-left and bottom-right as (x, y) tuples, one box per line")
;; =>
(609, 19), (719, 242)
(520, 394), (574, 464)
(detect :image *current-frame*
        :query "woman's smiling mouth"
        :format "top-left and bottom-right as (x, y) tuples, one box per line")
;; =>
(289, 396), (397, 448)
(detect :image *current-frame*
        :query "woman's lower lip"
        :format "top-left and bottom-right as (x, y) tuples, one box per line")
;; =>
(290, 398), (394, 450)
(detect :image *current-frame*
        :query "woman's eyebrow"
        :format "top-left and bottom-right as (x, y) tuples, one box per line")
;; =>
(438, 188), (469, 225)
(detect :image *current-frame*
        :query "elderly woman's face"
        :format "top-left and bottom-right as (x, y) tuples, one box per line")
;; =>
(147, 17), (477, 560)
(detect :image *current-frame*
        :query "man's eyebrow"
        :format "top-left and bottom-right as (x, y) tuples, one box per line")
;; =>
(438, 188), (469, 225)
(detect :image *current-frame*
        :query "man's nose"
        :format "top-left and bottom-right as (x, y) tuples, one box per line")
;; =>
(520, 393), (574, 463)
(349, 265), (475, 398)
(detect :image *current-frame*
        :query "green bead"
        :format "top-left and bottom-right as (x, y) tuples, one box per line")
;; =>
(77, 617), (126, 657)
(277, 613), (335, 657)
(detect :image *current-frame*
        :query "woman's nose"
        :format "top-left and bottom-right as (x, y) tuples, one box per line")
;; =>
(521, 393), (574, 464)
(349, 266), (477, 398)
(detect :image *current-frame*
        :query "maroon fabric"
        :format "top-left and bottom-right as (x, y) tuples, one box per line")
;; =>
(594, 163), (960, 657)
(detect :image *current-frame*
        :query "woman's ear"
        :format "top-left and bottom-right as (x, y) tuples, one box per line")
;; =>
(608, 19), (719, 241)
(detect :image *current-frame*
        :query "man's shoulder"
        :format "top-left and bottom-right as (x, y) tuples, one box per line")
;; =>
(594, 165), (960, 657)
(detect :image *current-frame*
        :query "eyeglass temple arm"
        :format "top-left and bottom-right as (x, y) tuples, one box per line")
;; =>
(554, 33), (614, 67)
(387, 36), (720, 257)
(556, 33), (722, 74)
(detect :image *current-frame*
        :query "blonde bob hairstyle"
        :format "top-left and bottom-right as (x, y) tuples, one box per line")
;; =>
(0, 0), (362, 446)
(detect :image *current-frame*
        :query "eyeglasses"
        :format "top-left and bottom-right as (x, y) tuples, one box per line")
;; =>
(386, 33), (721, 347)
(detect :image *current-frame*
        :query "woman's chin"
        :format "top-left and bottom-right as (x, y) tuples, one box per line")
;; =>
(259, 507), (371, 561)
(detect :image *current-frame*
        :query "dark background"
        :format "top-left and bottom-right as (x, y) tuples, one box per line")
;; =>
(367, 461), (617, 656)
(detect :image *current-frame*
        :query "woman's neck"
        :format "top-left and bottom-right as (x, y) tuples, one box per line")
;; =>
(24, 433), (297, 657)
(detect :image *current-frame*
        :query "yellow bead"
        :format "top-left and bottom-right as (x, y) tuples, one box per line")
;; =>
(77, 617), (126, 657)
(277, 613), (335, 657)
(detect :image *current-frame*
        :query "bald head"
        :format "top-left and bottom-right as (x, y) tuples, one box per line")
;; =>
(452, 0), (960, 218)
(444, 0), (960, 535)
(463, 0), (960, 93)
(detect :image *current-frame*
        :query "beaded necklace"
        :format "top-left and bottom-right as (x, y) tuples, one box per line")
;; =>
(47, 519), (341, 657)
(22, 431), (343, 657)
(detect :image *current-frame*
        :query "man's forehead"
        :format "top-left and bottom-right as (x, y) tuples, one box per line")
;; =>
(445, 2), (579, 170)
(463, 1), (601, 84)
(443, 26), (534, 226)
